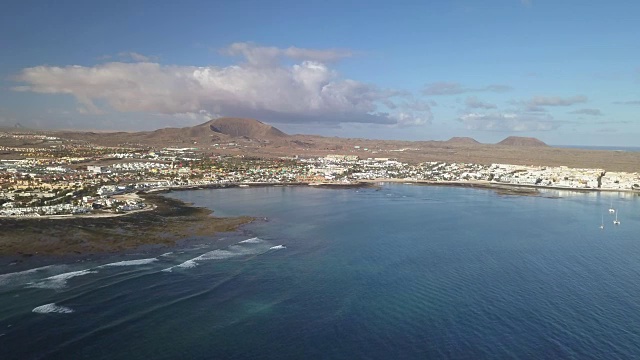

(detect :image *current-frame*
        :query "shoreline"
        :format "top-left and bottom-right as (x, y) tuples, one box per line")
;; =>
(0, 194), (254, 270)
(1, 179), (636, 270)
(359, 178), (640, 195)
(3, 179), (635, 222)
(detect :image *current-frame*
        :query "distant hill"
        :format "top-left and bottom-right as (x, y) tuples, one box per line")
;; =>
(497, 136), (548, 147)
(445, 137), (480, 145)
(208, 118), (287, 139)
(128, 117), (288, 145)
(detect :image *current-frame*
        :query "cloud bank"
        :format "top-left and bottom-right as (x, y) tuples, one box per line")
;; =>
(527, 95), (587, 107)
(465, 96), (497, 109)
(423, 82), (512, 96)
(569, 108), (602, 116)
(458, 112), (558, 131)
(13, 43), (431, 127)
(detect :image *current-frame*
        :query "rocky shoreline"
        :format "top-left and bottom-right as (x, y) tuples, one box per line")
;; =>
(0, 182), (380, 267)
(1, 179), (634, 270)
(0, 194), (254, 267)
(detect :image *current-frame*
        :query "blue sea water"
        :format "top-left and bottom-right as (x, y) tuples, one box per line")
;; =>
(1, 184), (640, 359)
(555, 145), (640, 152)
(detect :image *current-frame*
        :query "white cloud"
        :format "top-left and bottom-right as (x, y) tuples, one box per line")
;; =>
(465, 96), (497, 109)
(391, 111), (431, 126)
(13, 43), (429, 127)
(222, 42), (353, 67)
(528, 95), (587, 107)
(126, 52), (151, 62)
(512, 95), (588, 112)
(458, 112), (558, 131)
(569, 108), (602, 116)
(423, 82), (512, 96)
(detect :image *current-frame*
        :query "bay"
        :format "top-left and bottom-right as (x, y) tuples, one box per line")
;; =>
(1, 184), (640, 359)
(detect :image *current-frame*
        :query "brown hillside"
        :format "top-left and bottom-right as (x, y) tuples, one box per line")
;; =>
(446, 137), (480, 145)
(497, 136), (547, 147)
(18, 119), (638, 172)
(124, 118), (287, 145)
(141, 125), (225, 144)
(208, 118), (287, 139)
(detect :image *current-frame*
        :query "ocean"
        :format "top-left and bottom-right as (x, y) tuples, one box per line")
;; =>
(1, 184), (640, 359)
(555, 145), (640, 152)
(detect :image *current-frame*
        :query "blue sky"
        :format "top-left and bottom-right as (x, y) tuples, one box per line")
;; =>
(1, 0), (639, 146)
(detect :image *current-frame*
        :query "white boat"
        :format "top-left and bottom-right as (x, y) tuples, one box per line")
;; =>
(600, 214), (604, 229)
(609, 201), (615, 213)
(613, 210), (620, 225)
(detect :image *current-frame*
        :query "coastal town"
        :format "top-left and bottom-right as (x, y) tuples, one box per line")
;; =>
(1, 140), (639, 218)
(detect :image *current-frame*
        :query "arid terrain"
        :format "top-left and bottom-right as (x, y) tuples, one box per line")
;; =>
(2, 118), (639, 172)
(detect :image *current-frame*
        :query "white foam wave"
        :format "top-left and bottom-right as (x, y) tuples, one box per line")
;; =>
(28, 269), (97, 290)
(197, 249), (238, 261)
(32, 303), (74, 314)
(0, 265), (60, 287)
(270, 245), (286, 250)
(238, 237), (263, 244)
(175, 260), (198, 269)
(98, 258), (158, 267)
(166, 242), (270, 271)
(160, 252), (173, 257)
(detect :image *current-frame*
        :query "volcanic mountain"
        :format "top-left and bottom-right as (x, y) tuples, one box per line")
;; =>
(5, 117), (640, 172)
(207, 118), (287, 139)
(497, 136), (548, 147)
(135, 117), (288, 145)
(445, 137), (481, 145)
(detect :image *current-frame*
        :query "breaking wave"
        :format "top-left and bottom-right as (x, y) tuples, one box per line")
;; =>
(270, 245), (286, 250)
(28, 269), (97, 290)
(0, 265), (61, 287)
(32, 303), (75, 314)
(98, 258), (158, 267)
(163, 237), (271, 272)
(238, 237), (263, 244)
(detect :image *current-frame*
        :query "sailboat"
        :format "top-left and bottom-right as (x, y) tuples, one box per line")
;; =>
(613, 210), (620, 225)
(600, 214), (605, 229)
(609, 201), (615, 213)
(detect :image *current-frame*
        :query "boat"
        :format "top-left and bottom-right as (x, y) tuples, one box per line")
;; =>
(600, 214), (605, 229)
(613, 210), (620, 225)
(609, 201), (615, 213)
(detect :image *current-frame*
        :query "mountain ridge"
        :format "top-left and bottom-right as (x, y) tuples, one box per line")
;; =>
(497, 136), (548, 147)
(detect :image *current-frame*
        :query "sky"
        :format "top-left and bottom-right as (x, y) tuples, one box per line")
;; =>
(1, 0), (639, 146)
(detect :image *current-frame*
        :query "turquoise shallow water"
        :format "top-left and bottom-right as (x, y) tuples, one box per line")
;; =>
(1, 184), (640, 359)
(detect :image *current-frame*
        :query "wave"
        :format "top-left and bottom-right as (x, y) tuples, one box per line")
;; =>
(164, 239), (271, 272)
(28, 269), (97, 290)
(0, 265), (62, 287)
(160, 252), (173, 257)
(270, 245), (286, 250)
(98, 258), (158, 267)
(238, 237), (263, 244)
(32, 303), (75, 314)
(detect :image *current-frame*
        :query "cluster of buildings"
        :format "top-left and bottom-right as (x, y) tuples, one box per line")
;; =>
(0, 150), (638, 218)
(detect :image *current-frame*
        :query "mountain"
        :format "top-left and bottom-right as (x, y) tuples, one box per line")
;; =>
(127, 118), (288, 145)
(208, 118), (287, 139)
(445, 137), (480, 145)
(4, 118), (640, 172)
(497, 136), (548, 147)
